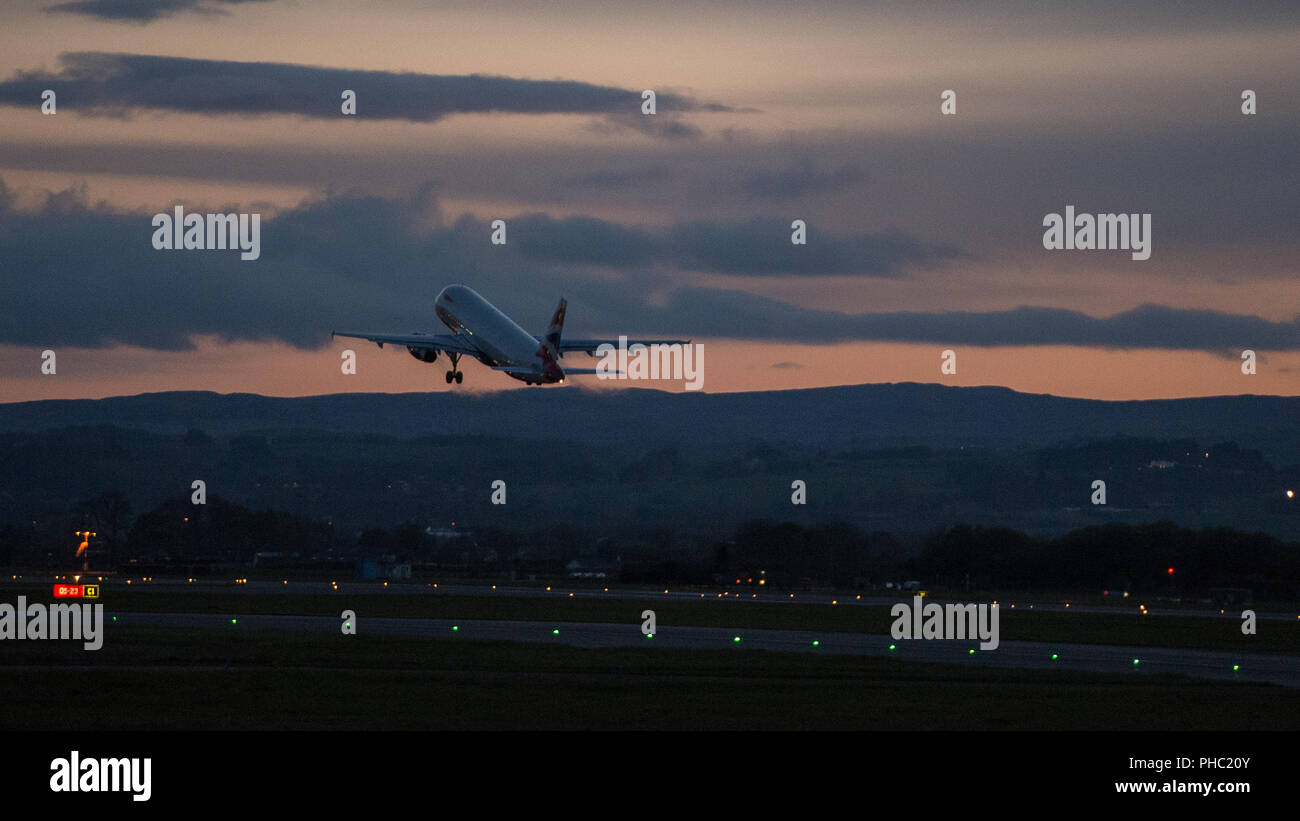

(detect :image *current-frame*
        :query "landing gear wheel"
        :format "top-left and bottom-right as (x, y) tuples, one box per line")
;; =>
(445, 371), (454, 384)
(454, 371), (463, 384)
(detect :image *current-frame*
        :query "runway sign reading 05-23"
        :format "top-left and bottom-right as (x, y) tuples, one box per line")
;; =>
(52, 585), (99, 599)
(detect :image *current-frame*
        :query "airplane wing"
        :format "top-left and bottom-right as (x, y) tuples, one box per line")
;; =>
(331, 331), (480, 356)
(549, 338), (692, 355)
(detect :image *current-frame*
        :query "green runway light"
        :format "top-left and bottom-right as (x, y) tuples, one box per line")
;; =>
(889, 644), (896, 650)
(647, 633), (654, 639)
(1132, 658), (1140, 665)
(452, 625), (458, 631)
(733, 636), (741, 643)
(969, 649), (975, 654)
(812, 640), (819, 647)
(552, 629), (559, 635)
(231, 619), (237, 624)
(1051, 654), (1058, 660)
(1233, 665), (1239, 671)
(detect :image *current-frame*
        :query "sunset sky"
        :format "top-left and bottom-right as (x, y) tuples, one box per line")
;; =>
(1, 0), (1297, 401)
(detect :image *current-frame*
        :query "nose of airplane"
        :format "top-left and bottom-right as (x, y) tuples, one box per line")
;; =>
(438, 284), (479, 304)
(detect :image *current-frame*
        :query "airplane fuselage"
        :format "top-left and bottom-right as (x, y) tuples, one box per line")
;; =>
(433, 284), (561, 383)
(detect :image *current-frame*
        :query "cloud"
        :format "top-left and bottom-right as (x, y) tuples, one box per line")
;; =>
(563, 166), (673, 191)
(45, 0), (272, 23)
(505, 213), (958, 276)
(654, 287), (1300, 349)
(1, 179), (1292, 353)
(741, 161), (867, 199)
(0, 52), (733, 127)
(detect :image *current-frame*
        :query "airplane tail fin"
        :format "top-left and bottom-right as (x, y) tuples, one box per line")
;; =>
(543, 297), (566, 359)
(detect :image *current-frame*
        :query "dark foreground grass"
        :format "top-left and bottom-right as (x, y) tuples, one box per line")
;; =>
(0, 628), (1295, 730)
(82, 590), (1300, 654)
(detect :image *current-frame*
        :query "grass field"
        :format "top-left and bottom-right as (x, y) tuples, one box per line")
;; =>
(1, 627), (1296, 730)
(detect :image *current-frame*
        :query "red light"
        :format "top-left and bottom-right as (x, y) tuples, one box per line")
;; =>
(1167, 567), (1175, 575)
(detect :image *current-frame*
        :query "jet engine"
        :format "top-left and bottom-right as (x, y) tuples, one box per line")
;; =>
(406, 332), (437, 362)
(408, 346), (438, 363)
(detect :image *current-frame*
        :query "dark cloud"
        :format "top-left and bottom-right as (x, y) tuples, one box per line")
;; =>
(45, 0), (272, 23)
(682, 0), (1300, 36)
(563, 166), (672, 191)
(508, 215), (663, 269)
(4, 113), (1295, 260)
(501, 213), (961, 276)
(0, 52), (732, 126)
(667, 219), (963, 276)
(653, 287), (1300, 349)
(2, 181), (1292, 353)
(741, 161), (867, 199)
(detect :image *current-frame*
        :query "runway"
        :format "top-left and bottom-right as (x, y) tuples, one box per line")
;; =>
(110, 610), (1300, 688)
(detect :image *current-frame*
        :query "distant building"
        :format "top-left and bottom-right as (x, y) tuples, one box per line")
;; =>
(566, 559), (614, 579)
(356, 559), (412, 580)
(427, 527), (472, 540)
(1207, 587), (1252, 607)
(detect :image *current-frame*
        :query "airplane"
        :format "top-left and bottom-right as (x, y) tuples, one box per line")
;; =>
(332, 284), (689, 386)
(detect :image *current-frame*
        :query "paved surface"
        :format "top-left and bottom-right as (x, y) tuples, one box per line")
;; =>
(108, 610), (1300, 688)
